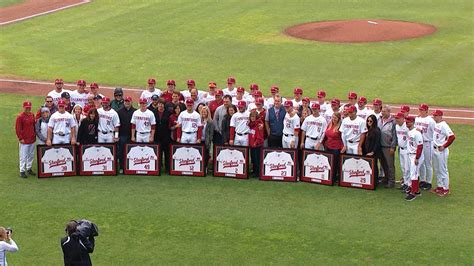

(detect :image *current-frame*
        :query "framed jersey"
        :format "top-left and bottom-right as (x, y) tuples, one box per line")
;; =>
(79, 144), (117, 176)
(339, 154), (375, 190)
(260, 148), (297, 182)
(123, 143), (161, 176)
(213, 145), (249, 179)
(169, 143), (205, 177)
(300, 150), (334, 186)
(37, 144), (77, 178)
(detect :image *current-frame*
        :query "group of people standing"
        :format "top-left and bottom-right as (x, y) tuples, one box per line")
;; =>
(15, 77), (455, 201)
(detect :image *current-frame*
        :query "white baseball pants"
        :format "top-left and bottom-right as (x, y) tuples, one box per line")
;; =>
(433, 147), (450, 190)
(180, 132), (197, 144)
(136, 132), (152, 143)
(282, 134), (298, 149)
(398, 148), (410, 186)
(98, 132), (114, 143)
(234, 133), (249, 146)
(345, 142), (359, 155)
(19, 143), (35, 172)
(304, 137), (323, 150)
(408, 153), (424, 181)
(53, 134), (70, 144)
(419, 141), (433, 183)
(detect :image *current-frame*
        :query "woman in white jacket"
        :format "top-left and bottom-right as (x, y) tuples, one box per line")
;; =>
(0, 227), (19, 266)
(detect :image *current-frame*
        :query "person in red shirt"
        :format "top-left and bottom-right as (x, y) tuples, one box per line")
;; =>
(208, 89), (224, 118)
(16, 101), (36, 178)
(322, 111), (343, 182)
(248, 110), (264, 178)
(161, 80), (184, 103)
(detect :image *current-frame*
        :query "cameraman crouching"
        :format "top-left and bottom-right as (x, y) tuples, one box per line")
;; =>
(61, 221), (95, 266)
(0, 227), (19, 266)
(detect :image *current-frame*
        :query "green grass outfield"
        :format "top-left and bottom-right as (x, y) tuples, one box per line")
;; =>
(2, 93), (474, 265)
(0, 0), (473, 106)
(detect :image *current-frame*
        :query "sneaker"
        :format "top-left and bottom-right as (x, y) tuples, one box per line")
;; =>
(399, 184), (408, 190)
(415, 191), (421, 196)
(403, 186), (411, 194)
(423, 183), (432, 190)
(27, 169), (36, 175)
(437, 189), (449, 197)
(419, 181), (426, 189)
(431, 187), (442, 194)
(20, 172), (27, 178)
(405, 194), (416, 201)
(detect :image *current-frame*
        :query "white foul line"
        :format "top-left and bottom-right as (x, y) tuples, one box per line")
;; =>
(0, 0), (91, 26)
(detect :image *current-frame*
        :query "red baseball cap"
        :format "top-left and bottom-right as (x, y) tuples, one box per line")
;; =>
(317, 90), (326, 98)
(55, 78), (63, 84)
(358, 96), (367, 104)
(124, 96), (132, 102)
(311, 103), (320, 110)
(348, 91), (357, 99)
(302, 97), (310, 103)
(395, 112), (404, 119)
(347, 105), (357, 112)
(331, 98), (341, 106)
(227, 77), (236, 84)
(237, 100), (247, 108)
(23, 101), (32, 108)
(284, 100), (293, 107)
(256, 98), (264, 105)
(400, 105), (410, 113)
(270, 86), (279, 94)
(419, 103), (429, 111)
(237, 87), (245, 93)
(148, 78), (156, 85)
(208, 81), (217, 88)
(373, 98), (382, 106)
(185, 99), (194, 105)
(90, 82), (99, 89)
(405, 116), (415, 122)
(57, 99), (66, 107)
(250, 83), (259, 90)
(215, 89), (223, 96)
(293, 87), (303, 95)
(77, 80), (86, 86)
(254, 91), (263, 97)
(139, 98), (147, 104)
(187, 79), (195, 86)
(432, 109), (443, 116)
(101, 97), (111, 104)
(167, 79), (176, 86)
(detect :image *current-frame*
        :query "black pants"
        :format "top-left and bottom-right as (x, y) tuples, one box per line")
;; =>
(156, 141), (170, 173)
(213, 131), (223, 145)
(250, 146), (262, 177)
(118, 135), (131, 170)
(268, 134), (282, 148)
(326, 148), (341, 182)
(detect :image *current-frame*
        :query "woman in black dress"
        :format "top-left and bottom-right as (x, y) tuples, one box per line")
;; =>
(363, 114), (381, 181)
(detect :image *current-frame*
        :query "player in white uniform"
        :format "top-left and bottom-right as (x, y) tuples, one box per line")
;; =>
(230, 101), (250, 146)
(97, 97), (120, 143)
(356, 97), (374, 120)
(177, 99), (203, 144)
(315, 90), (331, 117)
(70, 80), (89, 107)
(372, 98), (383, 121)
(173, 146), (202, 172)
(82, 146), (114, 172)
(304, 153), (331, 180)
(41, 147), (74, 173)
(291, 87), (303, 108)
(405, 116), (424, 201)
(400, 105), (410, 117)
(140, 78), (162, 106)
(127, 146), (158, 171)
(265, 86), (287, 110)
(395, 112), (410, 190)
(282, 100), (300, 149)
(323, 98), (341, 124)
(222, 77), (238, 97)
(131, 98), (156, 143)
(263, 151), (294, 177)
(202, 81), (218, 104)
(232, 87), (249, 106)
(46, 100), (77, 145)
(216, 148), (246, 175)
(431, 109), (455, 196)
(181, 79), (206, 101)
(47, 78), (70, 105)
(346, 91), (359, 110)
(300, 103), (327, 150)
(340, 105), (367, 155)
(414, 103), (436, 190)
(342, 158), (373, 185)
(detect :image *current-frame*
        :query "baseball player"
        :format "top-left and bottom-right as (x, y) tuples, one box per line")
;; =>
(400, 105), (410, 117)
(291, 87), (303, 108)
(247, 90), (263, 111)
(300, 103), (327, 150)
(395, 112), (410, 191)
(281, 100), (300, 149)
(232, 87), (248, 106)
(323, 98), (340, 124)
(48, 78), (70, 105)
(88, 82), (104, 99)
(161, 79), (184, 103)
(405, 116), (424, 201)
(316, 90), (330, 116)
(176, 99), (203, 144)
(222, 77), (237, 97)
(16, 101), (36, 178)
(141, 78), (162, 106)
(70, 80), (89, 107)
(131, 98), (156, 143)
(265, 86), (286, 109)
(248, 83), (260, 102)
(346, 91), (359, 109)
(47, 100), (77, 145)
(340, 105), (367, 155)
(202, 81), (218, 103)
(372, 98), (383, 121)
(181, 79), (205, 101)
(97, 97), (120, 143)
(229, 101), (251, 146)
(431, 109), (456, 196)
(356, 97), (374, 120)
(415, 103), (436, 190)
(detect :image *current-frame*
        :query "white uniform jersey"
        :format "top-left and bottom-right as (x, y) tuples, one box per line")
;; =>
(216, 149), (246, 175)
(47, 89), (70, 105)
(415, 116), (436, 141)
(373, 111), (382, 121)
(396, 123), (409, 148)
(263, 151), (294, 177)
(232, 97), (249, 107)
(433, 121), (454, 147)
(230, 111), (250, 134)
(342, 158), (372, 185)
(304, 153), (331, 180)
(131, 109), (156, 133)
(177, 110), (202, 133)
(70, 90), (89, 107)
(202, 92), (216, 104)
(265, 97), (287, 109)
(340, 116), (368, 143)
(82, 146), (114, 171)
(356, 107), (375, 120)
(301, 114), (327, 141)
(318, 102), (331, 116)
(41, 148), (74, 173)
(127, 146), (157, 171)
(173, 147), (202, 172)
(48, 111), (76, 134)
(97, 108), (120, 133)
(140, 89), (162, 106)
(323, 108), (334, 124)
(292, 99), (303, 108)
(222, 88), (238, 97)
(181, 90), (206, 101)
(283, 113), (300, 135)
(247, 102), (257, 111)
(407, 128), (424, 154)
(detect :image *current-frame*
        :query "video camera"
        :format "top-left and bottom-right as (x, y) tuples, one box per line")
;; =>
(75, 220), (99, 239)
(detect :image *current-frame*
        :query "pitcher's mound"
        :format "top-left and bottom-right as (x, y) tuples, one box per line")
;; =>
(284, 19), (436, 43)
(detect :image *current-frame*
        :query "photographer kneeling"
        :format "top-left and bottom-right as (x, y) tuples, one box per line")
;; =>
(61, 221), (95, 266)
(0, 227), (19, 266)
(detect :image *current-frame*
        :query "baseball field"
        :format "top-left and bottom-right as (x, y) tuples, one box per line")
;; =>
(1, 0), (473, 265)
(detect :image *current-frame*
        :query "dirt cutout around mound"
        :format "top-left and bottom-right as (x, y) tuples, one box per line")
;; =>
(0, 0), (89, 26)
(285, 19), (437, 43)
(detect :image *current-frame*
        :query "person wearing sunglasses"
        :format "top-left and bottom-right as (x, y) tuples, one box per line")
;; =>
(362, 115), (381, 181)
(35, 96), (57, 119)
